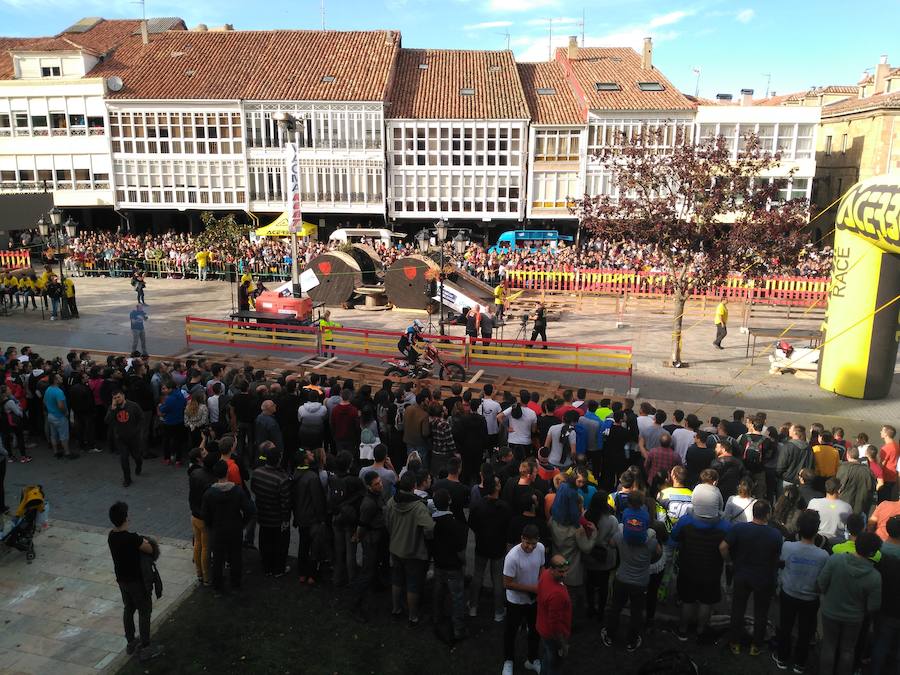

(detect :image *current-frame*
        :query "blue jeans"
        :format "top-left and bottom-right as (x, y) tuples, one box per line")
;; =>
(50, 296), (60, 317)
(407, 445), (429, 470)
(540, 637), (563, 675)
(46, 414), (70, 444)
(433, 567), (466, 636)
(198, 266), (208, 281)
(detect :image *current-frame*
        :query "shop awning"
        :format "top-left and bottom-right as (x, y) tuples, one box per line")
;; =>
(254, 213), (318, 238)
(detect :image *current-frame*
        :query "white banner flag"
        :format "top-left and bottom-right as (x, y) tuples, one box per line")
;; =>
(285, 142), (303, 234)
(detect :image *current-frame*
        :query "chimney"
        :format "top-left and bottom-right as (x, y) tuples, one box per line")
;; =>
(641, 37), (652, 70)
(140, 19), (149, 45)
(567, 35), (578, 60)
(740, 88), (754, 106)
(715, 93), (733, 102)
(874, 55), (891, 94)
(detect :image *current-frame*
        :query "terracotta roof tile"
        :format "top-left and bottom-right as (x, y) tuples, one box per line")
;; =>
(822, 90), (900, 117)
(555, 47), (692, 111)
(516, 61), (585, 125)
(388, 48), (529, 119)
(0, 37), (34, 79)
(93, 30), (401, 101)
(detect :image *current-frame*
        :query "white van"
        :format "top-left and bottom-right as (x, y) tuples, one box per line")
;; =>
(328, 228), (405, 248)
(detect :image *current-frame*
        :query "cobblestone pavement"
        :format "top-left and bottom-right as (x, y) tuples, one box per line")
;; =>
(0, 519), (194, 675)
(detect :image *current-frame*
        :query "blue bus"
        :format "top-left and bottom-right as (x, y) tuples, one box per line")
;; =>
(488, 229), (574, 255)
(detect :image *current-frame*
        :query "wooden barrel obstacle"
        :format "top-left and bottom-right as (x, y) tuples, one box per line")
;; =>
(304, 245), (382, 307)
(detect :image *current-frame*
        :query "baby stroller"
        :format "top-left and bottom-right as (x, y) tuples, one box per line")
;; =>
(2, 484), (46, 563)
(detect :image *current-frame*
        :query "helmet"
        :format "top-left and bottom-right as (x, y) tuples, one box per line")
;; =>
(412, 319), (425, 332)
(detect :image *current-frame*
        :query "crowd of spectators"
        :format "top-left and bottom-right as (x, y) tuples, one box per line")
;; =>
(7, 228), (833, 287)
(1, 343), (897, 673)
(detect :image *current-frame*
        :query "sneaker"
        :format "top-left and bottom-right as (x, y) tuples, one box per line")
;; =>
(600, 628), (613, 648)
(771, 653), (788, 670)
(468, 604), (478, 618)
(524, 659), (541, 672)
(273, 565), (292, 578)
(501, 661), (514, 675)
(625, 636), (642, 653)
(20, 456), (33, 464)
(674, 628), (689, 642)
(730, 642), (741, 655)
(749, 644), (761, 657)
(494, 609), (506, 623)
(792, 666), (805, 674)
(126, 639), (140, 655)
(87, 447), (102, 454)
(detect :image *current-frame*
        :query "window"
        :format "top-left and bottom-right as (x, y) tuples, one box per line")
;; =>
(321, 75), (335, 83)
(87, 116), (104, 128)
(69, 114), (86, 127)
(756, 124), (774, 151)
(637, 82), (664, 91)
(595, 82), (620, 91)
(460, 88), (475, 96)
(50, 113), (66, 129)
(14, 113), (28, 128)
(536, 87), (556, 95)
(841, 133), (848, 154)
(795, 124), (814, 159)
(824, 135), (832, 156)
(41, 66), (61, 77)
(31, 115), (47, 127)
(0, 114), (9, 128)
(777, 124), (795, 155)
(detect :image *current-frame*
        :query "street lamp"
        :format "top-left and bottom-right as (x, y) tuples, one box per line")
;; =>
(272, 111), (300, 296)
(36, 206), (75, 319)
(452, 231), (468, 256)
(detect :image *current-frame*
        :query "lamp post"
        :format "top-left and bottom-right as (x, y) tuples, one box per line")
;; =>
(272, 111), (300, 296)
(36, 206), (76, 319)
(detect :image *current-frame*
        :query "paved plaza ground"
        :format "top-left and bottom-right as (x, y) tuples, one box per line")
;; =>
(0, 274), (896, 674)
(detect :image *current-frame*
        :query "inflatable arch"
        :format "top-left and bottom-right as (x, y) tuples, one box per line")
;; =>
(818, 175), (900, 399)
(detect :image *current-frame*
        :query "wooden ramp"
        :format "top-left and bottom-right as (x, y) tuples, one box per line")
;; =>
(178, 349), (625, 403)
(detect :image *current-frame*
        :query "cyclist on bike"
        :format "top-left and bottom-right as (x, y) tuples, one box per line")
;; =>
(397, 319), (426, 367)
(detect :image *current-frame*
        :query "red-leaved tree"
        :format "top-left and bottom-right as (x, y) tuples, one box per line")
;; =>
(572, 130), (810, 365)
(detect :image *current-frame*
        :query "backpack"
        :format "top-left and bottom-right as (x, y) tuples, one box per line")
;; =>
(573, 423), (588, 455)
(622, 506), (649, 545)
(559, 423), (575, 459)
(740, 434), (767, 472)
(326, 473), (347, 515)
(638, 650), (699, 675)
(613, 491), (631, 522)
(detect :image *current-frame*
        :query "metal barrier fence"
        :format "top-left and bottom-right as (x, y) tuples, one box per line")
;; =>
(505, 268), (829, 307)
(74, 258), (292, 282)
(184, 316), (633, 387)
(0, 250), (31, 271)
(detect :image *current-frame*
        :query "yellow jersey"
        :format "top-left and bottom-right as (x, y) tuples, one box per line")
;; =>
(493, 284), (506, 306)
(714, 302), (728, 326)
(64, 278), (75, 298)
(195, 251), (210, 267)
(6, 276), (18, 289)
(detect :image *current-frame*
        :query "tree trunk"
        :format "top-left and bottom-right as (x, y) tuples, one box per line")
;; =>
(671, 289), (686, 365)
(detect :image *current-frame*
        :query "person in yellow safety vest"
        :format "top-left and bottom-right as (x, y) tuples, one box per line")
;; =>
(195, 249), (211, 282)
(6, 274), (20, 307)
(713, 296), (728, 350)
(20, 275), (37, 310)
(35, 269), (50, 310)
(240, 271), (256, 294)
(493, 279), (507, 322)
(63, 276), (79, 318)
(319, 310), (342, 356)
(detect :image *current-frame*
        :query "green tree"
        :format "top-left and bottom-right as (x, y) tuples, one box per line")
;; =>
(195, 212), (253, 252)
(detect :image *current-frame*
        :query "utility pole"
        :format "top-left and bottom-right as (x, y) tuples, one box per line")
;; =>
(763, 72), (772, 98)
(547, 17), (553, 60)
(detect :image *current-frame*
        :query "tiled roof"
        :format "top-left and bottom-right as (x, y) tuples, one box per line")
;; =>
(0, 37), (33, 79)
(858, 73), (873, 85)
(0, 18), (186, 81)
(555, 47), (692, 111)
(516, 62), (584, 125)
(822, 90), (900, 117)
(93, 30), (401, 101)
(388, 48), (530, 119)
(815, 85), (857, 94)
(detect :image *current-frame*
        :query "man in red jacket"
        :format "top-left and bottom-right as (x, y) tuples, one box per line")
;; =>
(536, 554), (572, 675)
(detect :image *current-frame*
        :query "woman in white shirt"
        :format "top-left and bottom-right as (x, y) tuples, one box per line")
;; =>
(498, 401), (537, 461)
(724, 478), (757, 523)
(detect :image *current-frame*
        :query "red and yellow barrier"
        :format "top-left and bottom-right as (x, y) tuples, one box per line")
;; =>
(185, 316), (633, 388)
(0, 250), (31, 271)
(505, 267), (828, 307)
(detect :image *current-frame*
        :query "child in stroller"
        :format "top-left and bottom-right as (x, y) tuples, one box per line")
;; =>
(2, 484), (45, 562)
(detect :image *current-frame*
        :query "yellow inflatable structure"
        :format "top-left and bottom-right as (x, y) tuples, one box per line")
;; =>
(818, 175), (900, 399)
